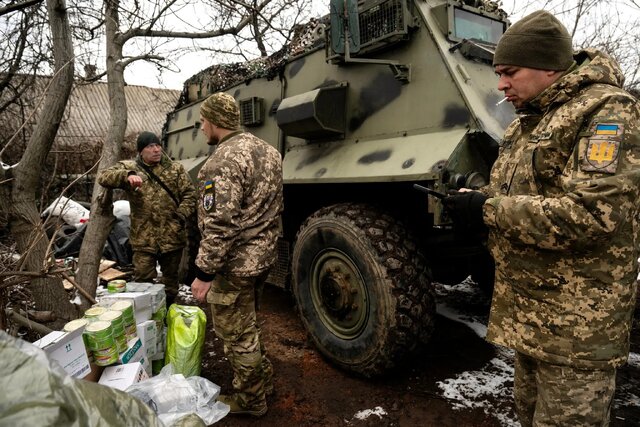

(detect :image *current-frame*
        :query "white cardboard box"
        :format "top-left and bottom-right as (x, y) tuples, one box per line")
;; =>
(118, 336), (151, 375)
(136, 320), (157, 358)
(34, 328), (91, 379)
(98, 362), (148, 391)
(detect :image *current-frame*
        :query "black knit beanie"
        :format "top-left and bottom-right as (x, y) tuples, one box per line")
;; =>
(493, 10), (573, 70)
(136, 131), (160, 152)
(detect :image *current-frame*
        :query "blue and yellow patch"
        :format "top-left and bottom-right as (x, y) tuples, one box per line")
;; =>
(201, 180), (215, 211)
(595, 124), (620, 136)
(580, 123), (624, 174)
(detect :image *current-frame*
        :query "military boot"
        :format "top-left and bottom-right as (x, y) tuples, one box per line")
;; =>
(218, 394), (267, 417)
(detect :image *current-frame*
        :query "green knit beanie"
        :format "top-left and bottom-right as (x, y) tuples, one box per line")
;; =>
(493, 10), (573, 70)
(200, 92), (241, 130)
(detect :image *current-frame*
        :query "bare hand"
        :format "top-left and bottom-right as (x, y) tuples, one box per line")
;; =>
(191, 278), (212, 303)
(128, 174), (143, 189)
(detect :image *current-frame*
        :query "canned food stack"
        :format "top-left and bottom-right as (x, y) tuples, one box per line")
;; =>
(109, 300), (137, 340)
(84, 306), (107, 319)
(85, 320), (119, 366)
(98, 310), (128, 353)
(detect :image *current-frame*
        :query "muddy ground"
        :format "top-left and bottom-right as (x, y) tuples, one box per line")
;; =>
(179, 283), (640, 427)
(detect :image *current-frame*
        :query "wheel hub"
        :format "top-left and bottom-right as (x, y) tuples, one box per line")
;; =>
(311, 251), (367, 339)
(319, 270), (354, 317)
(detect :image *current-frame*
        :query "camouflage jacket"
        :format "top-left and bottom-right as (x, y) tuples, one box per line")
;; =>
(483, 49), (640, 369)
(98, 154), (197, 253)
(196, 131), (283, 277)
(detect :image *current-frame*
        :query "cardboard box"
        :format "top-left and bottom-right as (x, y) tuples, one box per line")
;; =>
(81, 363), (105, 382)
(119, 337), (151, 375)
(34, 328), (91, 379)
(136, 320), (157, 358)
(100, 292), (153, 324)
(98, 362), (148, 391)
(128, 283), (166, 313)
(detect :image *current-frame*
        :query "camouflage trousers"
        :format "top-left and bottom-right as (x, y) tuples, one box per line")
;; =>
(132, 248), (182, 302)
(514, 352), (616, 427)
(206, 272), (273, 407)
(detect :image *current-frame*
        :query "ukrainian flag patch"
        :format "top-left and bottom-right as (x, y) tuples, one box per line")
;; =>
(595, 124), (620, 136)
(204, 180), (214, 190)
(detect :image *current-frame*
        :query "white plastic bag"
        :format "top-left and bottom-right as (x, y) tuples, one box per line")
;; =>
(125, 364), (229, 426)
(42, 196), (90, 228)
(113, 200), (130, 218)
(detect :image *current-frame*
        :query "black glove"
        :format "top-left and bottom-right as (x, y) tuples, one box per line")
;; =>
(443, 190), (488, 235)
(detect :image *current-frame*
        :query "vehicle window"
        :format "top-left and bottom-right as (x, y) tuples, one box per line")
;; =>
(453, 8), (504, 44)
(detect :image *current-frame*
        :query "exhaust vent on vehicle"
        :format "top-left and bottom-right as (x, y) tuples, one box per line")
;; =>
(239, 97), (264, 127)
(276, 84), (347, 140)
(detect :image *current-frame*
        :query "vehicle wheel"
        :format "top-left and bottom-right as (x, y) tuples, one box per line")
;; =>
(292, 203), (435, 376)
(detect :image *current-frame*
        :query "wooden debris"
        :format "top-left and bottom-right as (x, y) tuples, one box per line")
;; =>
(98, 267), (128, 282)
(25, 310), (57, 323)
(98, 259), (117, 274)
(5, 308), (53, 335)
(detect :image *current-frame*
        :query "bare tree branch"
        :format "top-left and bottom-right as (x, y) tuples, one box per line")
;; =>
(0, 0), (43, 17)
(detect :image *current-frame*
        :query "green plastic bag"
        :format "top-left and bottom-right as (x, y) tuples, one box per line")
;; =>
(165, 304), (207, 377)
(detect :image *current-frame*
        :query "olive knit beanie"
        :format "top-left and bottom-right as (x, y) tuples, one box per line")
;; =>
(200, 92), (241, 130)
(493, 10), (573, 70)
(136, 131), (160, 152)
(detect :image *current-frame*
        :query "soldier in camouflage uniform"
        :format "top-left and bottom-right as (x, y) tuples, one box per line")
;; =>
(98, 131), (196, 304)
(443, 11), (640, 427)
(190, 92), (283, 417)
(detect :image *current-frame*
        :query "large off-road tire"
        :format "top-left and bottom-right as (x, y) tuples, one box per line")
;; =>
(292, 203), (435, 377)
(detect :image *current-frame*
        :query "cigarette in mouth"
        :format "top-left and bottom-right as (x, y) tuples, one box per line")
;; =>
(496, 97), (509, 106)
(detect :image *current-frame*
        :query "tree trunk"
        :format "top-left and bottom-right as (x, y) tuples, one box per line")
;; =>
(76, 0), (128, 310)
(0, 0), (76, 325)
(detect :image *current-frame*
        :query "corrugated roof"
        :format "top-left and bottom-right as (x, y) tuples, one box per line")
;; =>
(56, 82), (180, 143)
(0, 76), (180, 172)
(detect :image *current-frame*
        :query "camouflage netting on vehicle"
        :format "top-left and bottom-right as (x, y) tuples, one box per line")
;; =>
(176, 17), (328, 109)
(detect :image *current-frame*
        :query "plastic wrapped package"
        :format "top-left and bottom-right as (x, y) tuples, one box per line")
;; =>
(126, 364), (229, 426)
(165, 305), (206, 377)
(0, 331), (162, 426)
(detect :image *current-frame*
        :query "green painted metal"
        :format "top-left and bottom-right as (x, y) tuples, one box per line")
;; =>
(163, 0), (514, 224)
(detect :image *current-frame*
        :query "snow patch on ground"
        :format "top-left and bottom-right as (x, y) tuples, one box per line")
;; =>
(435, 279), (640, 426)
(350, 406), (387, 421)
(437, 302), (488, 338)
(178, 284), (198, 304)
(437, 347), (518, 426)
(615, 352), (640, 409)
(628, 352), (640, 368)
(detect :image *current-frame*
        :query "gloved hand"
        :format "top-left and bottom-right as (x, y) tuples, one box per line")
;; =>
(443, 190), (488, 235)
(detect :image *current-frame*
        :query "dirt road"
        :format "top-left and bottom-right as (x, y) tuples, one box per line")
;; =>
(182, 283), (640, 427)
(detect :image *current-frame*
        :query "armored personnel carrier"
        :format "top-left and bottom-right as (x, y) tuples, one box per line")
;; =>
(164, 0), (514, 376)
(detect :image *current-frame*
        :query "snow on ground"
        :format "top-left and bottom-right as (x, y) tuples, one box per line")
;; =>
(178, 284), (198, 305)
(614, 352), (640, 412)
(435, 279), (519, 426)
(346, 406), (388, 424)
(433, 279), (640, 427)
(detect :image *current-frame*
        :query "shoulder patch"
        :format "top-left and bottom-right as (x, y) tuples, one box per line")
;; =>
(580, 123), (623, 174)
(202, 180), (215, 211)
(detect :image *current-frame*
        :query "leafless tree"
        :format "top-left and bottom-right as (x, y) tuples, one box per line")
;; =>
(504, 0), (640, 90)
(74, 0), (311, 309)
(0, 0), (76, 325)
